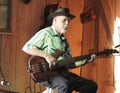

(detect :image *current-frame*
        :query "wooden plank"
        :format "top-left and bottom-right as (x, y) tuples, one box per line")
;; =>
(16, 1), (32, 92)
(1, 35), (18, 92)
(98, 19), (114, 85)
(15, 0), (48, 92)
(60, 0), (84, 76)
(99, 0), (115, 45)
(116, 0), (120, 17)
(97, 85), (115, 93)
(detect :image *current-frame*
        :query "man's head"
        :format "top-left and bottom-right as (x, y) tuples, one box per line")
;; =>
(47, 8), (75, 22)
(47, 8), (75, 34)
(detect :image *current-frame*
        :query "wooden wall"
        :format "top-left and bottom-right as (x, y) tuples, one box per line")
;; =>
(0, 0), (48, 92)
(0, 0), (119, 93)
(82, 0), (117, 93)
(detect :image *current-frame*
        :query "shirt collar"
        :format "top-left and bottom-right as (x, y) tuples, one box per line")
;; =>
(51, 25), (62, 37)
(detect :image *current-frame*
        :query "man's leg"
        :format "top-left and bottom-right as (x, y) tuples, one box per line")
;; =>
(40, 73), (98, 93)
(69, 73), (98, 93)
(49, 76), (70, 93)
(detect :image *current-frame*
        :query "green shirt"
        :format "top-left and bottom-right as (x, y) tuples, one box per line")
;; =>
(22, 26), (88, 69)
(23, 26), (71, 60)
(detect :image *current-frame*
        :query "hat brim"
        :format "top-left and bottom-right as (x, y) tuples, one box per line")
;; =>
(47, 12), (75, 22)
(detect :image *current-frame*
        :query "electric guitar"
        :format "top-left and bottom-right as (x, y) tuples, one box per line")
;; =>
(28, 49), (119, 82)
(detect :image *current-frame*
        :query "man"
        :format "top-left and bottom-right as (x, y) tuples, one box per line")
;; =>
(22, 8), (98, 93)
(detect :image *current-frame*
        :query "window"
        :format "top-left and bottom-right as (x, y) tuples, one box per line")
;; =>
(0, 0), (10, 32)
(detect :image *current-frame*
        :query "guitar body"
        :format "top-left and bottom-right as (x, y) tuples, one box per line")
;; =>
(28, 50), (64, 82)
(28, 49), (119, 82)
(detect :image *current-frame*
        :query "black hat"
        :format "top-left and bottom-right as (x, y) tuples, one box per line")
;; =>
(47, 8), (75, 22)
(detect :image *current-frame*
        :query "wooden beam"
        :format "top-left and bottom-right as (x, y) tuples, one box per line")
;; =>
(99, 0), (115, 45)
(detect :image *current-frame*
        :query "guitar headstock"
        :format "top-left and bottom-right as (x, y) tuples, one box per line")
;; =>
(103, 49), (119, 55)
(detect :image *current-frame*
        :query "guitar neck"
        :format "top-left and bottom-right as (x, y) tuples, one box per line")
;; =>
(55, 51), (107, 68)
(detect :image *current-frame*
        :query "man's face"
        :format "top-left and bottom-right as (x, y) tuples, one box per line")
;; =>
(53, 15), (70, 34)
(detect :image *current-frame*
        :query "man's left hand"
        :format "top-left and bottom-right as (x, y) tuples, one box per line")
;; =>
(87, 54), (96, 62)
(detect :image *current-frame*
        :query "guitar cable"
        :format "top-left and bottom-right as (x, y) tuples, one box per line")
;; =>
(24, 57), (32, 93)
(24, 75), (32, 93)
(0, 66), (10, 86)
(25, 56), (43, 93)
(0, 37), (10, 86)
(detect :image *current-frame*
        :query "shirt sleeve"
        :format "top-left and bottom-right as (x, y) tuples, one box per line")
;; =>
(22, 31), (48, 51)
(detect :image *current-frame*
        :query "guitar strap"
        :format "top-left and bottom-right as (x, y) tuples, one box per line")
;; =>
(60, 34), (72, 58)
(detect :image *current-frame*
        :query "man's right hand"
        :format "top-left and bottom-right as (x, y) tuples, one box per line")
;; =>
(45, 54), (56, 69)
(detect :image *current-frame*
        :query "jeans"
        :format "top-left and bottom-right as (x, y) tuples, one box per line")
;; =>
(40, 71), (98, 93)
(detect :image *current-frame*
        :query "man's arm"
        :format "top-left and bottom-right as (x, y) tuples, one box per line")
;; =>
(22, 47), (56, 68)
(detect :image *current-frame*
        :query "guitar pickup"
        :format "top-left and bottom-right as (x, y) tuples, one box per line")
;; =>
(31, 63), (49, 73)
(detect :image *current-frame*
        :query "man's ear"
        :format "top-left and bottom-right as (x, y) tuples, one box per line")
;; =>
(52, 17), (56, 23)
